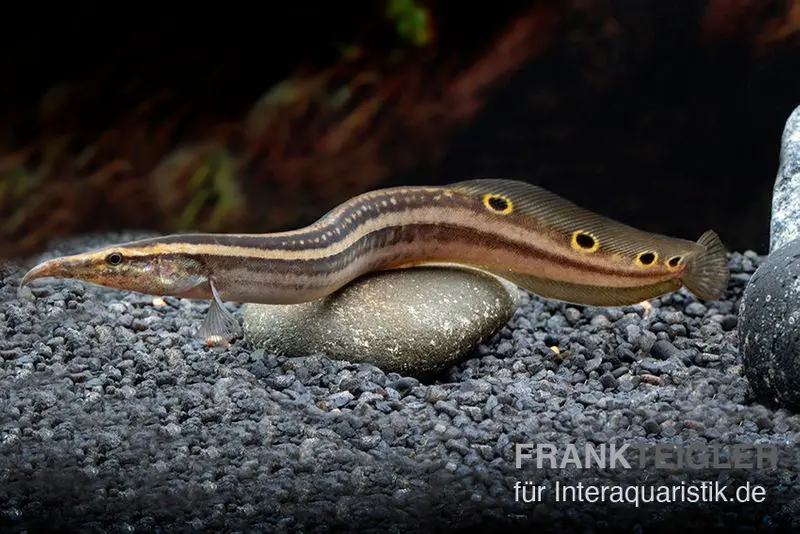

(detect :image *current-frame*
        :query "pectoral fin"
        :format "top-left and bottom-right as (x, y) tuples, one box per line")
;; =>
(197, 279), (242, 346)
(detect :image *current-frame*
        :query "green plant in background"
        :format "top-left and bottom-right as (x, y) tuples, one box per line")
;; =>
(178, 148), (244, 230)
(0, 165), (34, 206)
(386, 0), (432, 47)
(0, 165), (36, 235)
(331, 0), (432, 60)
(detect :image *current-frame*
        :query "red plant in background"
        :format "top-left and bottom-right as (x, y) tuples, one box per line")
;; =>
(703, 0), (800, 54)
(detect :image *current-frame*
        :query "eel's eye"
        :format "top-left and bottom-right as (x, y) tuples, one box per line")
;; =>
(106, 252), (124, 266)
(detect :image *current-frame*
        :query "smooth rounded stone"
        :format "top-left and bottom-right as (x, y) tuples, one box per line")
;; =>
(243, 267), (520, 377)
(739, 238), (800, 410)
(770, 104), (800, 252)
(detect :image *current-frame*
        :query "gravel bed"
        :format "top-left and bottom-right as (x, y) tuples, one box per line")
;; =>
(1, 233), (799, 533)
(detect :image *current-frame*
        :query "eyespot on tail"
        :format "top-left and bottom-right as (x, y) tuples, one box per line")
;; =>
(681, 230), (730, 301)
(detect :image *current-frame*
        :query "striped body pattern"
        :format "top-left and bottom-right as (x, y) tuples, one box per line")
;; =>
(22, 179), (730, 342)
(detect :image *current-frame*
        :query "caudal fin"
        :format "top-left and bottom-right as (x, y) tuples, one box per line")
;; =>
(681, 230), (730, 301)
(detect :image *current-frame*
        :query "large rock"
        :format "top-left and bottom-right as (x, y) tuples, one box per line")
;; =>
(770, 105), (800, 252)
(243, 266), (520, 378)
(741, 104), (800, 410)
(739, 239), (800, 409)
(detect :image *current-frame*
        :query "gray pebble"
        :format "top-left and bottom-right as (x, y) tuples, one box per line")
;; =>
(625, 324), (641, 345)
(643, 419), (661, 435)
(685, 302), (707, 318)
(720, 315), (738, 332)
(584, 353), (603, 374)
(637, 330), (657, 353)
(660, 310), (685, 325)
(326, 391), (355, 409)
(589, 314), (611, 328)
(599, 372), (618, 390)
(668, 324), (687, 338)
(611, 366), (629, 378)
(650, 340), (684, 361)
(564, 307), (582, 324)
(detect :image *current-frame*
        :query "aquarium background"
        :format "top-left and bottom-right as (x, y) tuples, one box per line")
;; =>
(1, 0), (798, 258)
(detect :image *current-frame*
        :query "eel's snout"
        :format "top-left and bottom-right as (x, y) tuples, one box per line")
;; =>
(20, 258), (71, 288)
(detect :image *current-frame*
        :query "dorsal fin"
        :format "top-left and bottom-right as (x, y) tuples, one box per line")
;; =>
(447, 179), (698, 258)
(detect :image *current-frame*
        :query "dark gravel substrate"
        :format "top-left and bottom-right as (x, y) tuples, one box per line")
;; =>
(2, 233), (800, 533)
